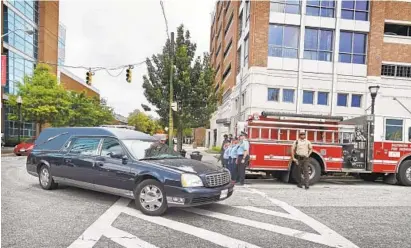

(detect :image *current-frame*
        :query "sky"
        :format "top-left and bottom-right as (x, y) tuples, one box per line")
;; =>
(59, 0), (216, 118)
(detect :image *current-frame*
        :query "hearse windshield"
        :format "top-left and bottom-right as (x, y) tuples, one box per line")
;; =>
(121, 140), (181, 160)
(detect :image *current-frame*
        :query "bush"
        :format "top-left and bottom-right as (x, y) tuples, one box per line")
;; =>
(211, 146), (221, 152)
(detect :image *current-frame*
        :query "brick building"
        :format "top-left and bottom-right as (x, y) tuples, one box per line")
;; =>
(1, 0), (99, 143)
(206, 0), (411, 148)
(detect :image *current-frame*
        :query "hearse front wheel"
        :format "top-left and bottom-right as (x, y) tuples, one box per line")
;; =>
(38, 165), (57, 190)
(397, 160), (411, 186)
(134, 179), (168, 216)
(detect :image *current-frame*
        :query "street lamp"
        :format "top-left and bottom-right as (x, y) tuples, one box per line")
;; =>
(16, 96), (22, 143)
(368, 85), (380, 115)
(1, 29), (35, 38)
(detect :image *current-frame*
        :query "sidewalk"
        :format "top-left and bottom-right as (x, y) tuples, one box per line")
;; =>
(1, 147), (15, 157)
(182, 145), (221, 166)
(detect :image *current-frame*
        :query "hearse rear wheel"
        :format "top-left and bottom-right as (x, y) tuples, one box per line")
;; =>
(397, 160), (411, 186)
(134, 179), (168, 216)
(38, 165), (57, 190)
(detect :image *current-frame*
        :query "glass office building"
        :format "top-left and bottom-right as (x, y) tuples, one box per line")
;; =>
(2, 0), (39, 140)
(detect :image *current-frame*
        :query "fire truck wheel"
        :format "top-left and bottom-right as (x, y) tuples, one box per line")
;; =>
(290, 158), (321, 185)
(397, 160), (411, 186)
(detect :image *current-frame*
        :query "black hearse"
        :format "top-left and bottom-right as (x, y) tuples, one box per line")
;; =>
(26, 127), (234, 216)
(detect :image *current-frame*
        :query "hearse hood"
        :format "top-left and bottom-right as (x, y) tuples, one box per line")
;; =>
(149, 158), (224, 174)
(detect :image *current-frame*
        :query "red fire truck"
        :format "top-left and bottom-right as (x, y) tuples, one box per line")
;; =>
(237, 112), (411, 186)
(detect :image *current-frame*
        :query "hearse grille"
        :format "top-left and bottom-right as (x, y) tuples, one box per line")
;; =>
(205, 172), (230, 187)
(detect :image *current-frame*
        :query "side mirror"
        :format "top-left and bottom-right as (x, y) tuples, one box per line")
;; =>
(122, 155), (128, 164)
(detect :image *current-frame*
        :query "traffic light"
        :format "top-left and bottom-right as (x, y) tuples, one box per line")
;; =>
(86, 70), (93, 85)
(126, 66), (133, 83)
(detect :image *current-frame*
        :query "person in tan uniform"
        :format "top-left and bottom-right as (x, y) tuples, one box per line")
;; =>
(291, 129), (313, 189)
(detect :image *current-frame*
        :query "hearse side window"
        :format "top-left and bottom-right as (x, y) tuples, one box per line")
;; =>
(69, 138), (101, 156)
(409, 127), (411, 142)
(101, 138), (125, 159)
(61, 139), (72, 152)
(385, 119), (403, 141)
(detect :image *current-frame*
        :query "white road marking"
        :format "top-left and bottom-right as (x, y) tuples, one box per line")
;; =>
(104, 226), (159, 248)
(120, 206), (261, 248)
(234, 205), (299, 220)
(243, 186), (359, 248)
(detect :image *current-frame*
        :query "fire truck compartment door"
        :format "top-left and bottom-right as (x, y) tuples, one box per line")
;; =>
(342, 144), (366, 170)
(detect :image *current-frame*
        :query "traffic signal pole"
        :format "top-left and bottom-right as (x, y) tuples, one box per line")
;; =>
(168, 32), (174, 150)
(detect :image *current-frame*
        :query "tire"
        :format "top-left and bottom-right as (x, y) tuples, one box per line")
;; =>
(359, 173), (380, 182)
(396, 160), (411, 186)
(38, 165), (58, 190)
(291, 157), (321, 185)
(134, 179), (168, 216)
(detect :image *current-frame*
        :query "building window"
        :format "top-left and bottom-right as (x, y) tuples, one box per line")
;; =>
(306, 0), (335, 18)
(245, 1), (251, 24)
(351, 94), (362, 107)
(317, 92), (329, 105)
(236, 47), (242, 75)
(381, 64), (411, 78)
(215, 64), (221, 75)
(270, 0), (300, 14)
(303, 91), (314, 104)
(385, 119), (403, 141)
(224, 39), (233, 58)
(222, 64), (232, 82)
(268, 88), (280, 101)
(242, 92), (246, 106)
(216, 44), (222, 57)
(384, 23), (411, 37)
(238, 10), (243, 39)
(282, 89), (295, 103)
(339, 32), (367, 64)
(268, 24), (299, 58)
(244, 35), (249, 67)
(341, 0), (369, 21)
(304, 28), (333, 61)
(224, 11), (234, 36)
(337, 93), (348, 106)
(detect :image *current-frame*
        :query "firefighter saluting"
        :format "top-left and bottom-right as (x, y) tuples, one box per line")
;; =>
(291, 130), (313, 189)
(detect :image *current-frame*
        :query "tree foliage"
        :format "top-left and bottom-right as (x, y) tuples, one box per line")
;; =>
(7, 63), (114, 130)
(127, 110), (162, 135)
(142, 24), (219, 149)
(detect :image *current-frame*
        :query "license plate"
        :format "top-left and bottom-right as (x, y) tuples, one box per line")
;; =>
(19, 149), (25, 152)
(220, 189), (228, 199)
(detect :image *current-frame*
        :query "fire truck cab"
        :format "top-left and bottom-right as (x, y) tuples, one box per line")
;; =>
(242, 112), (411, 186)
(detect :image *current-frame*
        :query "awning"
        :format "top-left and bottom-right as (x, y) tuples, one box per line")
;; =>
(216, 118), (231, 125)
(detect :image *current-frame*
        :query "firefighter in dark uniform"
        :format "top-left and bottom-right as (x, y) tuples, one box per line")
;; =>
(291, 129), (313, 189)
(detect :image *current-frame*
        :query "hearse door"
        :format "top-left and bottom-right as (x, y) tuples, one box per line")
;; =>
(93, 138), (134, 196)
(63, 137), (102, 184)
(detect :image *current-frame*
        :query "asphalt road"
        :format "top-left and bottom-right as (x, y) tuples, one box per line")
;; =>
(2, 156), (411, 248)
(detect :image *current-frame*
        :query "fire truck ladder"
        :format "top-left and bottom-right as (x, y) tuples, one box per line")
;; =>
(248, 121), (356, 144)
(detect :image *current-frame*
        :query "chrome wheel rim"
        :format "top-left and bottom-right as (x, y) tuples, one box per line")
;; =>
(40, 168), (49, 187)
(140, 185), (163, 211)
(406, 167), (411, 182)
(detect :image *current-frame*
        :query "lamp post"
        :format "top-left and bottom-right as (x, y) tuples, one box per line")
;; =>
(1, 29), (34, 38)
(368, 85), (380, 115)
(16, 96), (22, 143)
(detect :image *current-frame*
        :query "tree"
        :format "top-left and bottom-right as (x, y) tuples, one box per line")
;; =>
(128, 110), (163, 135)
(142, 24), (219, 151)
(7, 64), (71, 131)
(64, 91), (114, 127)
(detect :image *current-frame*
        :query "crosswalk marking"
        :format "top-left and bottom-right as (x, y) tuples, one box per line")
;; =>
(233, 206), (299, 220)
(119, 205), (261, 248)
(68, 186), (358, 248)
(104, 226), (159, 248)
(244, 186), (359, 248)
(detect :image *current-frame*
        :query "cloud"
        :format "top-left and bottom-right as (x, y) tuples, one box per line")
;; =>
(59, 0), (216, 118)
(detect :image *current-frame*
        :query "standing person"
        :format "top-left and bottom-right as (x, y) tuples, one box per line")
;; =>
(291, 129), (313, 189)
(236, 132), (250, 185)
(229, 137), (239, 182)
(222, 141), (231, 168)
(228, 134), (233, 142)
(219, 135), (229, 166)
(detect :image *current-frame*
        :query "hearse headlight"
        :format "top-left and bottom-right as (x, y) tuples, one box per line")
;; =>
(181, 174), (203, 187)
